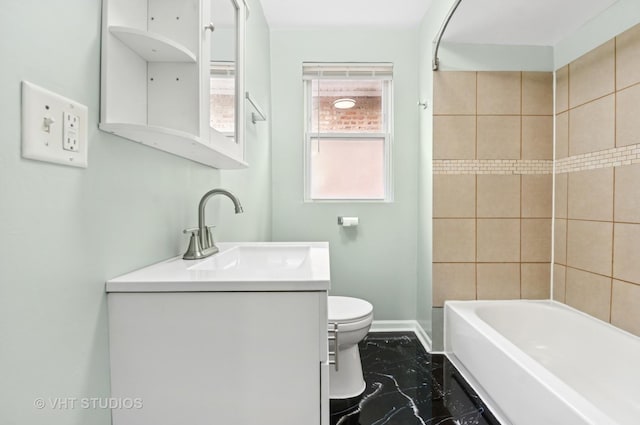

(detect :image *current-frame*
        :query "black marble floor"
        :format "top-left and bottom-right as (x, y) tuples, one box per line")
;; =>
(330, 332), (501, 425)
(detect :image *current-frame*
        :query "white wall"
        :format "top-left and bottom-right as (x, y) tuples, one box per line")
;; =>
(439, 43), (554, 71)
(270, 28), (420, 320)
(416, 0), (457, 345)
(555, 0), (640, 68)
(0, 0), (271, 423)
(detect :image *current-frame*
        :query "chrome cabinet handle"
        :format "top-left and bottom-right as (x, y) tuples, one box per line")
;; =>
(328, 322), (339, 371)
(204, 23), (215, 32)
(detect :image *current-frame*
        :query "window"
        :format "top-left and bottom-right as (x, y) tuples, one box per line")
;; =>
(303, 63), (393, 201)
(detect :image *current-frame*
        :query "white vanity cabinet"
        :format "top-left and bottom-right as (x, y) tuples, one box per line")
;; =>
(106, 242), (331, 425)
(99, 0), (247, 168)
(108, 292), (328, 424)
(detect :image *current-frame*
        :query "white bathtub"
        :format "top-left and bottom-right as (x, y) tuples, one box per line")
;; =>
(444, 300), (640, 425)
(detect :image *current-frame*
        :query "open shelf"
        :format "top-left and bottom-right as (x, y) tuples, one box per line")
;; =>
(109, 26), (197, 63)
(99, 122), (248, 169)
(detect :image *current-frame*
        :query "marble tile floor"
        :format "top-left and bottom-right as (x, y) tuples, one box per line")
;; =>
(330, 332), (501, 425)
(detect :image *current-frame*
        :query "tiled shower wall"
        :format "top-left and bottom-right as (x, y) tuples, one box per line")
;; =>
(432, 71), (553, 307)
(554, 23), (640, 336)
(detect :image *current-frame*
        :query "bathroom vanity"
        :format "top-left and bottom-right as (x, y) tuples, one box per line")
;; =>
(106, 242), (330, 425)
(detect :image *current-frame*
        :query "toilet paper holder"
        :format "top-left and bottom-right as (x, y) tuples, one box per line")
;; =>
(337, 216), (359, 227)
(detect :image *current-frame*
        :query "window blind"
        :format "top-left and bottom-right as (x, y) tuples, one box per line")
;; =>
(210, 61), (235, 77)
(302, 63), (393, 80)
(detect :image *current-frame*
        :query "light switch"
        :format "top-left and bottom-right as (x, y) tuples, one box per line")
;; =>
(21, 81), (88, 168)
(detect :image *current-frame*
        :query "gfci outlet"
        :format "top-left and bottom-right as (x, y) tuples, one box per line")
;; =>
(63, 112), (79, 152)
(21, 81), (88, 168)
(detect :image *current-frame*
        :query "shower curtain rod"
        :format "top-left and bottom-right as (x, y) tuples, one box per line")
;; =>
(432, 0), (464, 71)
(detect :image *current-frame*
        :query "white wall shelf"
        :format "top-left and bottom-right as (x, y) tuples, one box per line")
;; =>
(100, 123), (247, 169)
(100, 0), (248, 169)
(109, 26), (197, 63)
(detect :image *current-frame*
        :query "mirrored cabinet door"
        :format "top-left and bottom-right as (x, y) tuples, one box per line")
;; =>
(204, 0), (246, 164)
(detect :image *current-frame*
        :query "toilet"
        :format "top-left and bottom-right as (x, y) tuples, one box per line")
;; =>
(327, 296), (374, 399)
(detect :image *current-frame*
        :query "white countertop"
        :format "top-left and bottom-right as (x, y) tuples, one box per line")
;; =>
(106, 242), (331, 292)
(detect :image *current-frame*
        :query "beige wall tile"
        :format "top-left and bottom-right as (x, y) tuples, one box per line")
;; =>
(477, 175), (520, 218)
(434, 175), (476, 218)
(567, 220), (613, 276)
(477, 264), (521, 300)
(434, 71), (477, 115)
(556, 66), (569, 113)
(553, 264), (566, 302)
(522, 174), (552, 218)
(565, 267), (612, 322)
(522, 72), (553, 115)
(433, 219), (475, 262)
(568, 168), (614, 221)
(569, 94), (615, 156)
(522, 263), (551, 299)
(555, 172), (568, 219)
(477, 72), (521, 115)
(613, 223), (640, 285)
(433, 263), (476, 307)
(477, 116), (520, 159)
(554, 219), (567, 265)
(569, 39), (615, 107)
(616, 23), (640, 90)
(616, 83), (640, 148)
(477, 219), (520, 262)
(555, 112), (569, 159)
(522, 116), (553, 160)
(614, 164), (640, 223)
(611, 280), (640, 336)
(522, 219), (552, 262)
(433, 115), (476, 159)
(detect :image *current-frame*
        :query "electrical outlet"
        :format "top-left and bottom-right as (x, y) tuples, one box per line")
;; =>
(21, 81), (88, 168)
(63, 112), (79, 152)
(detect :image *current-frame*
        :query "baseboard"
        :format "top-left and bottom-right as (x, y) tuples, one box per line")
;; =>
(413, 322), (433, 354)
(370, 320), (433, 353)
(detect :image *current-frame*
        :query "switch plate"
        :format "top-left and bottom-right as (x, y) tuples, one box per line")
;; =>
(21, 81), (88, 168)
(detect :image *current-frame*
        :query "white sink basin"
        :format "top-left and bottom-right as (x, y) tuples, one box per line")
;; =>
(189, 245), (311, 272)
(106, 242), (330, 292)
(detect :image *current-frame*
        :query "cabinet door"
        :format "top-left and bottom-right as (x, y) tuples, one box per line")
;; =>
(109, 292), (321, 425)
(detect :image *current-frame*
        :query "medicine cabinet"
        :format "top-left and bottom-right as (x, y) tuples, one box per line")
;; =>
(99, 0), (248, 169)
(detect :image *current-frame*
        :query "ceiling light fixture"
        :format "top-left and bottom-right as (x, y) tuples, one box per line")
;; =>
(333, 98), (356, 109)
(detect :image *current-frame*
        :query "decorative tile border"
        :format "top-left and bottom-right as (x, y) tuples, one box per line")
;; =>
(434, 143), (640, 175)
(555, 144), (640, 174)
(433, 159), (553, 175)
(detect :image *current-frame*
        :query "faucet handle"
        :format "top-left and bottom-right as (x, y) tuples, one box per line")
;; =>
(183, 227), (200, 235)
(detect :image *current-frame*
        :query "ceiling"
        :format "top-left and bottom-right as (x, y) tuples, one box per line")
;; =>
(260, 0), (433, 28)
(443, 0), (618, 46)
(260, 0), (619, 46)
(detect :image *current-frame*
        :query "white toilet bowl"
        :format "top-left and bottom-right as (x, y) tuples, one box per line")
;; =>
(328, 296), (374, 399)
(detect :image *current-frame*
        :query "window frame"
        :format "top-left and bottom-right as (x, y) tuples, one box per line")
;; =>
(302, 63), (394, 203)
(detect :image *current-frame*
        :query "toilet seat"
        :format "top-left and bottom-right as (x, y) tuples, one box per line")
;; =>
(328, 296), (373, 324)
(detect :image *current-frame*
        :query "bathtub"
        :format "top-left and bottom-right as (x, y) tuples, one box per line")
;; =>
(444, 300), (640, 425)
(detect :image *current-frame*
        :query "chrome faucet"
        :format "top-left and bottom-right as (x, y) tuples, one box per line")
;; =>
(183, 189), (243, 260)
